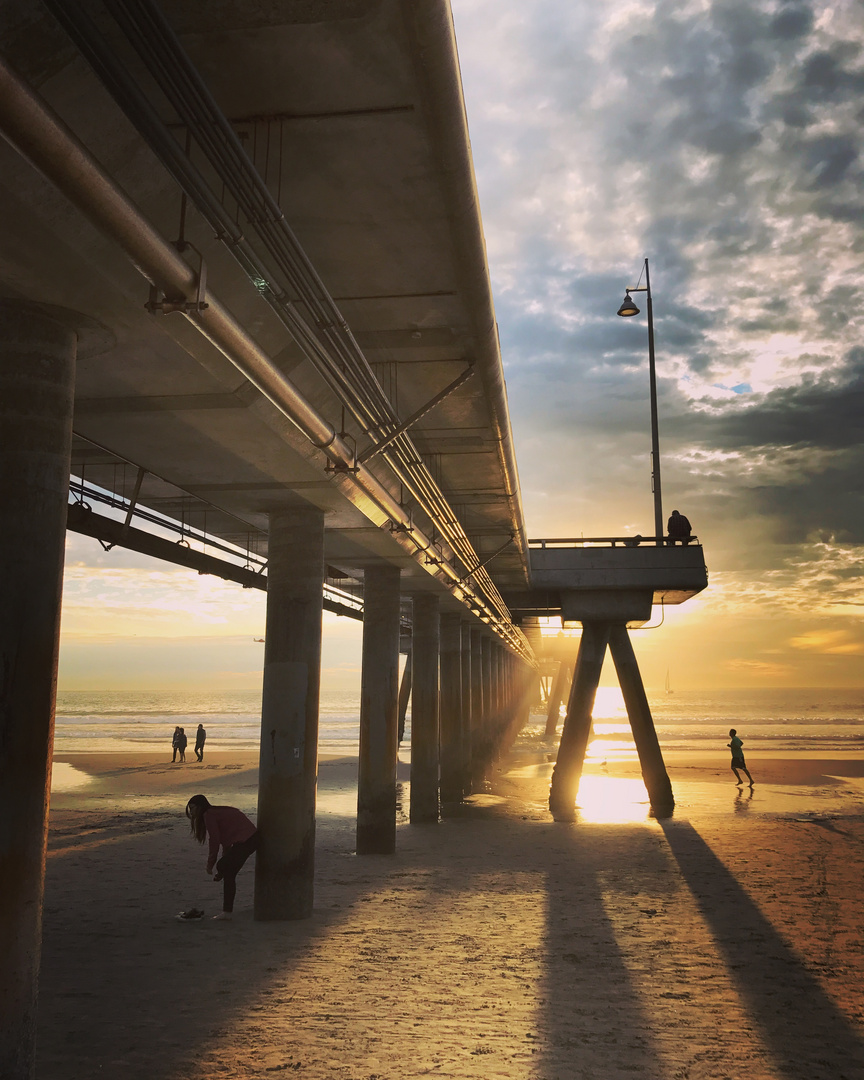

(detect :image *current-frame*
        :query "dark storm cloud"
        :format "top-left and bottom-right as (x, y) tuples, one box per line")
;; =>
(701, 348), (864, 451)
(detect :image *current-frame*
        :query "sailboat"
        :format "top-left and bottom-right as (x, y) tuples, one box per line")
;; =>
(665, 668), (673, 695)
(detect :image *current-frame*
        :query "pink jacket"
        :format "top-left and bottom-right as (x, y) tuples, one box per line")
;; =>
(204, 806), (257, 871)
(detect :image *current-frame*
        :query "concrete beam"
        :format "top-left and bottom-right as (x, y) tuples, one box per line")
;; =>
(356, 564), (401, 853)
(608, 625), (674, 814)
(439, 613), (463, 804)
(254, 505), (324, 920)
(544, 661), (571, 738)
(548, 622), (610, 820)
(459, 620), (473, 798)
(0, 302), (76, 1079)
(410, 593), (440, 823)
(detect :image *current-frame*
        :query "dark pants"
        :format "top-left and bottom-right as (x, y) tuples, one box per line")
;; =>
(215, 832), (259, 912)
(195, 743), (204, 761)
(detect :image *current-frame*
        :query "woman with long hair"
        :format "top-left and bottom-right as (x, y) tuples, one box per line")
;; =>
(185, 794), (259, 920)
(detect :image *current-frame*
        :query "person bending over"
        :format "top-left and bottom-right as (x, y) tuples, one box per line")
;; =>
(185, 794), (258, 920)
(727, 729), (754, 787)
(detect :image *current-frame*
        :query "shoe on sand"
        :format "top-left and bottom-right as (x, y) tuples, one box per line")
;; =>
(176, 909), (205, 921)
(212, 911), (233, 921)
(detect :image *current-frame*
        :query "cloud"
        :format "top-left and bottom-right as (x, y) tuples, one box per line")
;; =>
(451, 0), (864, 597)
(724, 658), (793, 678)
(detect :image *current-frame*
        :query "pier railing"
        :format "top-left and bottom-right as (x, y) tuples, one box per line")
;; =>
(528, 536), (701, 549)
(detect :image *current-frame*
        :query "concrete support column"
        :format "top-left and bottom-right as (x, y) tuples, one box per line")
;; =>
(548, 622), (610, 820)
(459, 621), (473, 797)
(397, 648), (412, 747)
(470, 627), (484, 790)
(410, 593), (440, 823)
(439, 613), (463, 804)
(254, 505), (324, 921)
(544, 661), (571, 738)
(357, 563), (402, 853)
(479, 634), (493, 777)
(608, 624), (675, 813)
(491, 645), (503, 751)
(0, 303), (76, 1080)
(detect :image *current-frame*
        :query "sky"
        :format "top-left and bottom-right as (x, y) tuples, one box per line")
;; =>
(59, 0), (864, 692)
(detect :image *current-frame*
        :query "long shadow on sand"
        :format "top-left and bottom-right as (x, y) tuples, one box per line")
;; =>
(661, 818), (864, 1080)
(38, 798), (673, 1079)
(442, 798), (674, 1079)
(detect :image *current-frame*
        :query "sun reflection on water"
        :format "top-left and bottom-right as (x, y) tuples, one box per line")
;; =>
(575, 775), (651, 824)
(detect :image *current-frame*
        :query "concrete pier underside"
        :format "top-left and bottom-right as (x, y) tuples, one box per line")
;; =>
(0, 303), (76, 1079)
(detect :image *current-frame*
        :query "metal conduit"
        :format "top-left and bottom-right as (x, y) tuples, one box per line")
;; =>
(0, 53), (531, 659)
(50, 0), (515, 621)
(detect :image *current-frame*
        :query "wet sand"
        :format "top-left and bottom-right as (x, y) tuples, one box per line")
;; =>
(38, 743), (864, 1079)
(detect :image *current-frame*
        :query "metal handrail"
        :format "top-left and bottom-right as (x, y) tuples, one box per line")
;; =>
(529, 536), (701, 548)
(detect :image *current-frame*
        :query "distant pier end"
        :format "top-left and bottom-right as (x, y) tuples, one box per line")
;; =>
(506, 538), (708, 625)
(506, 538), (709, 820)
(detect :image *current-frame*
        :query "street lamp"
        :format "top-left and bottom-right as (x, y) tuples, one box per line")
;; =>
(617, 257), (663, 545)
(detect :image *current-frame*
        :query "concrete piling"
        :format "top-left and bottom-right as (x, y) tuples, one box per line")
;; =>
(459, 620), (473, 796)
(409, 593), (440, 823)
(254, 505), (324, 920)
(0, 302), (76, 1079)
(356, 564), (401, 853)
(548, 621), (610, 820)
(608, 624), (674, 813)
(439, 613), (463, 804)
(544, 661), (571, 738)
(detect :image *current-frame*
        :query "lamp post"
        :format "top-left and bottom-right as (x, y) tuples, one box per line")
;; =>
(617, 258), (663, 545)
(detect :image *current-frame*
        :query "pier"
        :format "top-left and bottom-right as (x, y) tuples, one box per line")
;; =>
(0, 3), (708, 1076)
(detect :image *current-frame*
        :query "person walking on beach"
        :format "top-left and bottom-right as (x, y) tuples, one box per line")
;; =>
(194, 723), (207, 762)
(172, 726), (182, 763)
(177, 727), (188, 763)
(185, 794), (259, 920)
(728, 728), (754, 786)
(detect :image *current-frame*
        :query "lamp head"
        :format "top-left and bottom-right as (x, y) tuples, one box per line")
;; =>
(617, 291), (640, 317)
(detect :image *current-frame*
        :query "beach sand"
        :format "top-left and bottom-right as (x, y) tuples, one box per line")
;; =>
(38, 741), (864, 1080)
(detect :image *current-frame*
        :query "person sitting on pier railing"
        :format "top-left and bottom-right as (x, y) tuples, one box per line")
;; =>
(666, 510), (693, 545)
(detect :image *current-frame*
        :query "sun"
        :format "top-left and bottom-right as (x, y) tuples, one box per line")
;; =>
(592, 686), (627, 719)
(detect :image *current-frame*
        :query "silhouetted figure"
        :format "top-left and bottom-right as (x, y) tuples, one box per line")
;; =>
(728, 728), (754, 787)
(185, 794), (259, 920)
(194, 723), (206, 762)
(176, 727), (188, 763)
(171, 725), (182, 763)
(667, 509), (693, 545)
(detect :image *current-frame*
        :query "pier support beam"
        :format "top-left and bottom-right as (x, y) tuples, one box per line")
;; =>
(254, 505), (324, 920)
(469, 627), (484, 791)
(0, 303), (76, 1079)
(410, 593), (440, 823)
(608, 625), (674, 813)
(544, 661), (572, 738)
(439, 613), (463, 804)
(397, 648), (412, 747)
(357, 564), (401, 853)
(548, 622), (610, 820)
(460, 621), (473, 797)
(491, 645), (503, 755)
(478, 634), (493, 779)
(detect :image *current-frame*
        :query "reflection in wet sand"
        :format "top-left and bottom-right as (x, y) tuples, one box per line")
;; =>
(51, 762), (92, 792)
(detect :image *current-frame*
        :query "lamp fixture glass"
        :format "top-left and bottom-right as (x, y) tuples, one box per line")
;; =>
(617, 292), (640, 317)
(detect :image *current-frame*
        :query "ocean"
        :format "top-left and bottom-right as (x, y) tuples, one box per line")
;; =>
(53, 686), (864, 756)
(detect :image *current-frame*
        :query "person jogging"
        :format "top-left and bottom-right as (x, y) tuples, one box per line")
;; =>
(727, 728), (754, 787)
